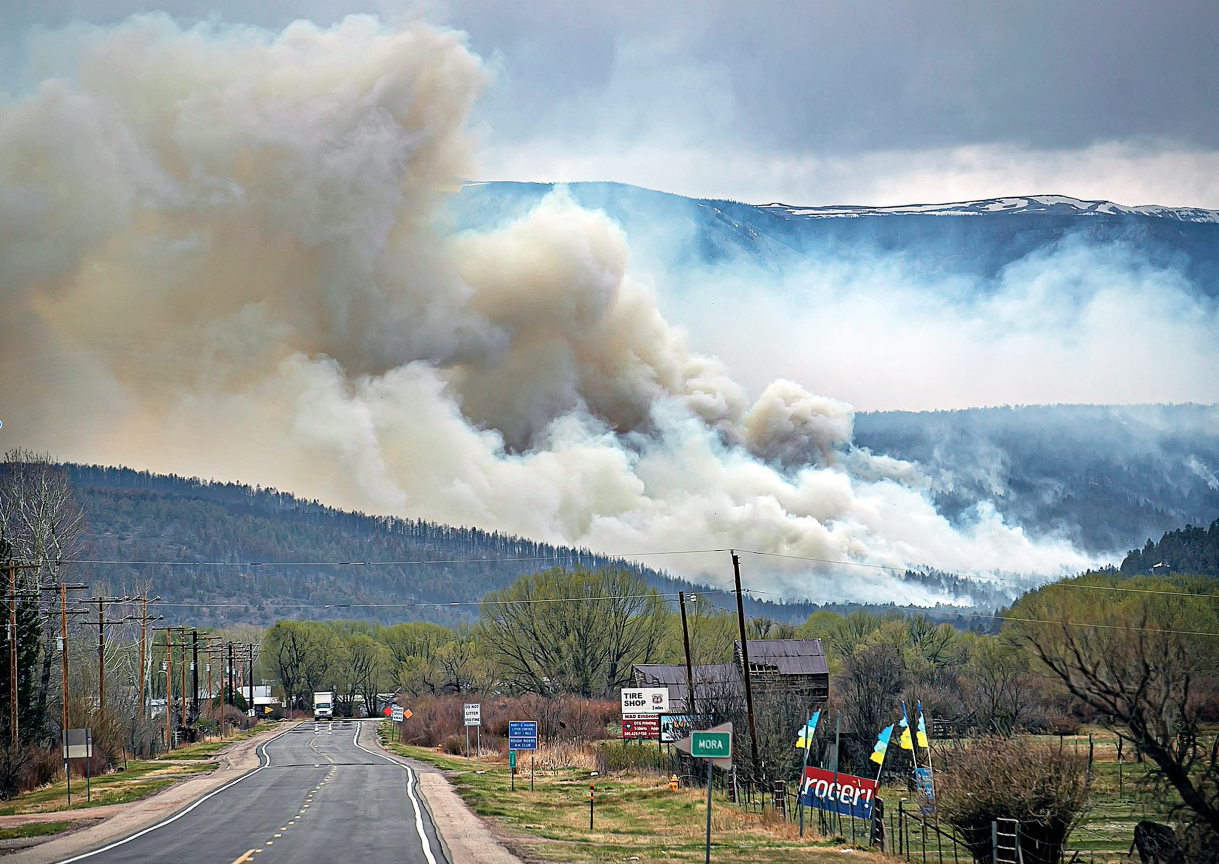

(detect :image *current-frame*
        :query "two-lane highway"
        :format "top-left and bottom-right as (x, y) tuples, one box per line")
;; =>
(57, 721), (443, 864)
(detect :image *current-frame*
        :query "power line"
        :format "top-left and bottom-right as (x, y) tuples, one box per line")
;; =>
(150, 589), (741, 610)
(59, 547), (1214, 603)
(964, 610), (1219, 639)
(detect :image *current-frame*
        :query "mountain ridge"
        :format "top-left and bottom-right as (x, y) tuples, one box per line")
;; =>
(452, 181), (1219, 290)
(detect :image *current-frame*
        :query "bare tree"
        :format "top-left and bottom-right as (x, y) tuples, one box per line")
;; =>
(0, 451), (86, 734)
(1021, 605), (1219, 835)
(963, 636), (1036, 735)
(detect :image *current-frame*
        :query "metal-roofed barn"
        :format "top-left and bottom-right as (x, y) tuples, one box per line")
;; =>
(632, 638), (828, 712)
(734, 638), (829, 703)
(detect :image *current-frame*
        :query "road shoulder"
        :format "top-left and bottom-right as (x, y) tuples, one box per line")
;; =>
(358, 722), (525, 864)
(7, 722), (294, 864)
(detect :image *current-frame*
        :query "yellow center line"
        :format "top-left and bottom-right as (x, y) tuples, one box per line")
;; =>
(231, 850), (257, 864)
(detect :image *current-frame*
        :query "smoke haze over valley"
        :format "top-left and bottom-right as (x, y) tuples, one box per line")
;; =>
(1, 11), (1216, 605)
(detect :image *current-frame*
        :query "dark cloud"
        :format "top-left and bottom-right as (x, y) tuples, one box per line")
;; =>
(440, 0), (1218, 153)
(3, 1), (1215, 203)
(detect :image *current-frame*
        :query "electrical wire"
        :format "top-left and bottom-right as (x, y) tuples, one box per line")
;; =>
(49, 547), (1216, 603)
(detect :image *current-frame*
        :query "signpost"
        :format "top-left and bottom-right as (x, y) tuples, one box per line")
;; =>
(508, 720), (537, 792)
(464, 703), (481, 757)
(391, 705), (405, 723)
(676, 724), (733, 864)
(62, 729), (93, 804)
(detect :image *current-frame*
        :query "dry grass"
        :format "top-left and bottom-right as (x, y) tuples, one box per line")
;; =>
(381, 723), (885, 864)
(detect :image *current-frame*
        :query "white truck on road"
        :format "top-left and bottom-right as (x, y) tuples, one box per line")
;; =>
(313, 691), (334, 721)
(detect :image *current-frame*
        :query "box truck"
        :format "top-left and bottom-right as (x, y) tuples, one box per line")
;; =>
(313, 691), (334, 721)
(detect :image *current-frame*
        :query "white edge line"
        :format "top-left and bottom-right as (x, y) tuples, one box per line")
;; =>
(350, 722), (439, 864)
(52, 726), (291, 864)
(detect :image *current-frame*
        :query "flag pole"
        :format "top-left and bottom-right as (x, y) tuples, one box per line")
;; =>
(798, 729), (812, 836)
(917, 701), (937, 815)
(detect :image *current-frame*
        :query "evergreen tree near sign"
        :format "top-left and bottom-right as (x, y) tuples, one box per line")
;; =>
(0, 538), (46, 797)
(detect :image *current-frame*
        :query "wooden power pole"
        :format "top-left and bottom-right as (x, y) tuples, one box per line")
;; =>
(731, 551), (761, 788)
(678, 591), (697, 721)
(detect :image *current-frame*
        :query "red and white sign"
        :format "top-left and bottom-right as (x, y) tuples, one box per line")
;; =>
(621, 714), (660, 739)
(801, 766), (879, 819)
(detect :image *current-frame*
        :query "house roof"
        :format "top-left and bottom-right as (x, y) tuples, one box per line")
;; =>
(632, 663), (743, 711)
(735, 639), (829, 676)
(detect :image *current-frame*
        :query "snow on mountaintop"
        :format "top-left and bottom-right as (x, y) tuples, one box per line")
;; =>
(761, 195), (1219, 223)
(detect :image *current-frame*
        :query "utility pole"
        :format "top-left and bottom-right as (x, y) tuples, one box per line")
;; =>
(60, 584), (68, 736)
(97, 599), (105, 712)
(205, 640), (214, 709)
(177, 628), (187, 731)
(152, 627), (176, 748)
(55, 584), (88, 733)
(128, 596), (162, 721)
(678, 591), (697, 722)
(8, 562), (17, 748)
(78, 596), (129, 713)
(731, 551), (761, 789)
(138, 596), (148, 718)
(191, 630), (199, 718)
(246, 645), (255, 718)
(226, 642), (234, 708)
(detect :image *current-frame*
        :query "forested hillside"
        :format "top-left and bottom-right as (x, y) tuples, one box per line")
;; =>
(64, 465), (1011, 627)
(69, 464), (696, 626)
(1121, 517), (1219, 576)
(852, 404), (1219, 555)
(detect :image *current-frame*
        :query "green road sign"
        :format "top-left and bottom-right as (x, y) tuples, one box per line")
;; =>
(510, 749), (517, 769)
(691, 731), (732, 759)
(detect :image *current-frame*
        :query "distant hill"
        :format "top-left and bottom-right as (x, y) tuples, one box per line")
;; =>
(1121, 517), (1219, 577)
(67, 464), (702, 627)
(62, 465), (1012, 626)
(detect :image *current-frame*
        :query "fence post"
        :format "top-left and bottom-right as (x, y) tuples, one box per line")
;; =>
(991, 820), (998, 864)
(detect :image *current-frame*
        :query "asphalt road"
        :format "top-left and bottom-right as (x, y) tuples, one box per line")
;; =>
(54, 720), (444, 864)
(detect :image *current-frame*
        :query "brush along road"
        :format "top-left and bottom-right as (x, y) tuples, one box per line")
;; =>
(23, 720), (520, 864)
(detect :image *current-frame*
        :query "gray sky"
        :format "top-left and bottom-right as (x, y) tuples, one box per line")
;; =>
(4, 0), (1218, 205)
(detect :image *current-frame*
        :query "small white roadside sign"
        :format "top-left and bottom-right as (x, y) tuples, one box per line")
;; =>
(464, 702), (482, 727)
(620, 687), (669, 715)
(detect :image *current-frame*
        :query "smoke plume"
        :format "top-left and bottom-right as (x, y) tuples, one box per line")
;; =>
(0, 14), (1095, 603)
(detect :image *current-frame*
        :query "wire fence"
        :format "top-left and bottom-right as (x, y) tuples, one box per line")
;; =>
(706, 772), (1147, 864)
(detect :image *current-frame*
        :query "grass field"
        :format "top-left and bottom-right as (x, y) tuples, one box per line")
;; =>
(382, 725), (1186, 864)
(0, 725), (266, 817)
(887, 732), (1176, 863)
(0, 820), (76, 841)
(1054, 734), (1174, 859)
(380, 725), (885, 864)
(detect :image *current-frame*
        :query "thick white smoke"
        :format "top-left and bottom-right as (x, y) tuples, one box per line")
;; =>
(0, 14), (1094, 603)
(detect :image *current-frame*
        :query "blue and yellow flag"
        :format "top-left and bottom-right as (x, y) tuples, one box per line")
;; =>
(916, 701), (930, 749)
(795, 710), (821, 751)
(870, 724), (895, 764)
(899, 702), (914, 750)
